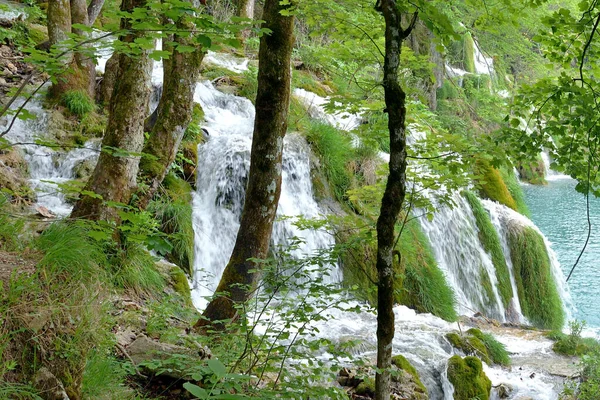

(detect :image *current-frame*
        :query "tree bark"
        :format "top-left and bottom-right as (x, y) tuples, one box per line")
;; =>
(195, 0), (294, 332)
(47, 0), (71, 47)
(97, 53), (119, 106)
(70, 0), (95, 97)
(70, 0), (153, 221)
(374, 2), (414, 399)
(137, 25), (206, 209)
(87, 0), (105, 25)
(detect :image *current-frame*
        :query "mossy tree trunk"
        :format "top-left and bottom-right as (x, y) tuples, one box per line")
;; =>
(47, 0), (97, 99)
(97, 53), (119, 106)
(137, 22), (206, 209)
(195, 0), (294, 332)
(375, 2), (415, 399)
(70, 0), (153, 221)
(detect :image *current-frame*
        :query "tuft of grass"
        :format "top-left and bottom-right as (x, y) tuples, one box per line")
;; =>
(500, 167), (530, 216)
(474, 160), (518, 211)
(305, 120), (353, 202)
(149, 198), (194, 276)
(0, 195), (25, 251)
(109, 243), (165, 294)
(507, 226), (565, 330)
(81, 351), (136, 399)
(61, 90), (95, 118)
(464, 191), (512, 308)
(35, 221), (107, 280)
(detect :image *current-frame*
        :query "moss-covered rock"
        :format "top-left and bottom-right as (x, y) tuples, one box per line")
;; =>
(507, 225), (565, 330)
(447, 355), (491, 400)
(463, 32), (476, 74)
(391, 355), (427, 395)
(0, 147), (35, 204)
(499, 167), (530, 216)
(445, 332), (491, 365)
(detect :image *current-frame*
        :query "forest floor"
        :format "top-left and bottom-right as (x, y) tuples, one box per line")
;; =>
(0, 250), (37, 288)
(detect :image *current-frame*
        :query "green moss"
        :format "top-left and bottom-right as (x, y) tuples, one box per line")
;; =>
(61, 90), (95, 118)
(507, 226), (565, 330)
(354, 377), (375, 396)
(516, 156), (547, 185)
(447, 355), (492, 400)
(467, 328), (510, 366)
(292, 69), (329, 97)
(445, 332), (491, 365)
(474, 160), (518, 211)
(438, 79), (460, 100)
(305, 120), (353, 202)
(391, 355), (427, 394)
(340, 217), (457, 322)
(499, 167), (530, 216)
(463, 32), (476, 74)
(464, 191), (512, 308)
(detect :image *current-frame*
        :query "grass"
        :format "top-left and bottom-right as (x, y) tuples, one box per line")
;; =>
(61, 90), (95, 118)
(467, 328), (510, 366)
(0, 195), (25, 251)
(109, 243), (165, 294)
(305, 120), (353, 202)
(81, 351), (136, 399)
(507, 226), (565, 330)
(500, 167), (530, 216)
(547, 321), (600, 356)
(464, 191), (512, 308)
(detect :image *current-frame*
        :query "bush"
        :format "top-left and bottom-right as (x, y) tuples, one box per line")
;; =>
(61, 90), (95, 118)
(549, 320), (599, 356)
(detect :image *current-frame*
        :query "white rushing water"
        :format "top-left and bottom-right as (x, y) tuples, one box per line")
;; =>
(190, 81), (339, 309)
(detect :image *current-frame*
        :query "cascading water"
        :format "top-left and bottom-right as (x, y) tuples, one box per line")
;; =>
(190, 81), (339, 309)
(419, 193), (509, 321)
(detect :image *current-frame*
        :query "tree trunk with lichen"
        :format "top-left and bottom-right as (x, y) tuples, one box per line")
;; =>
(70, 0), (95, 97)
(87, 0), (105, 25)
(375, 1), (413, 399)
(195, 0), (294, 332)
(97, 53), (119, 106)
(70, 0), (153, 221)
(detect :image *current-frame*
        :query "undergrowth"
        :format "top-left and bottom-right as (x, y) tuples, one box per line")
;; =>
(61, 90), (95, 118)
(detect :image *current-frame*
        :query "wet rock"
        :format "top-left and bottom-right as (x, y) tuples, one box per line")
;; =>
(33, 367), (70, 400)
(495, 383), (513, 398)
(115, 326), (137, 348)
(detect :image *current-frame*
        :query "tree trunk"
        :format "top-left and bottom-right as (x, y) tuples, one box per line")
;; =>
(97, 53), (119, 106)
(137, 27), (206, 209)
(70, 0), (95, 98)
(47, 0), (71, 47)
(70, 0), (153, 221)
(374, 2), (414, 399)
(195, 0), (294, 332)
(87, 0), (105, 25)
(236, 0), (254, 41)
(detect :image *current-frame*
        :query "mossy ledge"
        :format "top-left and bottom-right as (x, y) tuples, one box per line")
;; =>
(507, 225), (565, 330)
(447, 355), (492, 400)
(474, 160), (518, 211)
(464, 191), (512, 309)
(446, 329), (510, 366)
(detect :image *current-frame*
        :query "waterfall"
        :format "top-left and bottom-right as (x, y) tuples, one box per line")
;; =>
(419, 193), (508, 321)
(189, 81), (339, 310)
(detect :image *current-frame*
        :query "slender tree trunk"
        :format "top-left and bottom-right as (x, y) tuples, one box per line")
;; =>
(71, 0), (95, 97)
(137, 28), (206, 208)
(236, 0), (254, 41)
(87, 0), (106, 25)
(70, 0), (153, 221)
(195, 0), (294, 332)
(374, 2), (416, 399)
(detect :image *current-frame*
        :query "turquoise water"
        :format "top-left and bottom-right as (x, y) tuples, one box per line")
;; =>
(523, 179), (600, 328)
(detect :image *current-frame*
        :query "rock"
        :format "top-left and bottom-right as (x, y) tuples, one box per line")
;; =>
(35, 205), (56, 219)
(115, 326), (137, 348)
(72, 159), (96, 180)
(0, 77), (6, 85)
(447, 355), (492, 400)
(126, 334), (210, 379)
(6, 62), (17, 74)
(33, 367), (70, 400)
(495, 383), (513, 398)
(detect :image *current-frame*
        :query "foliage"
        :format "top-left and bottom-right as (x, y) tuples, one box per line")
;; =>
(0, 195), (25, 251)
(447, 355), (492, 400)
(517, 156), (547, 185)
(507, 226), (565, 330)
(464, 191), (512, 308)
(549, 320), (599, 356)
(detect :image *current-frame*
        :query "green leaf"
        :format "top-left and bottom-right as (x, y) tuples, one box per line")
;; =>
(207, 359), (227, 378)
(183, 382), (208, 399)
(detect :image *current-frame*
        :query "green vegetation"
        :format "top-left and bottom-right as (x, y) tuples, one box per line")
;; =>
(446, 329), (510, 366)
(61, 90), (95, 118)
(517, 157), (547, 185)
(548, 320), (599, 356)
(507, 226), (565, 330)
(447, 355), (492, 400)
(499, 167), (530, 216)
(340, 217), (457, 322)
(463, 32), (476, 73)
(474, 160), (518, 211)
(464, 191), (512, 308)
